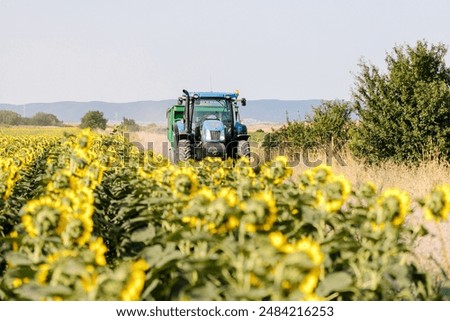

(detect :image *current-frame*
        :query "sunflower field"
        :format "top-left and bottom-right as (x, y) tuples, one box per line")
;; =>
(0, 129), (449, 301)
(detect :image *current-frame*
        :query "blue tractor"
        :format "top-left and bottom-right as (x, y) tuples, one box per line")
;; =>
(166, 90), (249, 163)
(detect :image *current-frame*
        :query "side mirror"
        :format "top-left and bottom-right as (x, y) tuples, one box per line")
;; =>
(241, 98), (247, 106)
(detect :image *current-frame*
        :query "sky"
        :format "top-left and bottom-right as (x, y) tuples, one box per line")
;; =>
(1, 0), (450, 104)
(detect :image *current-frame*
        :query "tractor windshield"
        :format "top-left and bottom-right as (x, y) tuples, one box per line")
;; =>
(192, 98), (233, 127)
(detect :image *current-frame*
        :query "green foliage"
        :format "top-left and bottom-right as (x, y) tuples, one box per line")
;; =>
(306, 100), (353, 152)
(263, 121), (312, 151)
(0, 110), (22, 126)
(119, 117), (140, 132)
(80, 110), (107, 130)
(249, 130), (266, 143)
(0, 110), (63, 127)
(263, 100), (353, 154)
(351, 40), (450, 164)
(29, 112), (63, 126)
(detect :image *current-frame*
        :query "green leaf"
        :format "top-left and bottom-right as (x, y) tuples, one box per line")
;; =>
(130, 224), (156, 243)
(15, 283), (73, 300)
(316, 271), (353, 297)
(4, 252), (33, 266)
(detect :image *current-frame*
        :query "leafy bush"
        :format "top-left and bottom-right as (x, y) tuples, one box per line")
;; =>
(263, 100), (353, 156)
(351, 40), (450, 164)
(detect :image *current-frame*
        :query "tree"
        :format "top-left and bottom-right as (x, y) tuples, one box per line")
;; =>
(119, 117), (140, 132)
(351, 40), (450, 163)
(29, 112), (63, 126)
(0, 110), (22, 126)
(80, 110), (107, 130)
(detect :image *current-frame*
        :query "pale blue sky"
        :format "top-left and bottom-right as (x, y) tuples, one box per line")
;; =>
(1, 0), (449, 104)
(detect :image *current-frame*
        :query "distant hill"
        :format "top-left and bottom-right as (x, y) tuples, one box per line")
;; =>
(0, 99), (322, 125)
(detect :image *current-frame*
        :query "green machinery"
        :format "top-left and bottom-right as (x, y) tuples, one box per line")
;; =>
(166, 90), (249, 163)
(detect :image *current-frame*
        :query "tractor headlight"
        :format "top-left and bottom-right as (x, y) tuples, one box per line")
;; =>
(220, 130), (225, 142)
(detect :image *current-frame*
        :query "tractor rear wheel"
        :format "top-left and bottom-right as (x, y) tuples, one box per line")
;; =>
(178, 139), (192, 162)
(236, 140), (250, 159)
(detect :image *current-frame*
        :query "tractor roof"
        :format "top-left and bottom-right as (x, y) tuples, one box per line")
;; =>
(189, 91), (239, 99)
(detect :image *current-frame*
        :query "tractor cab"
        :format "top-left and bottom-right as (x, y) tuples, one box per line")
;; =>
(191, 95), (234, 141)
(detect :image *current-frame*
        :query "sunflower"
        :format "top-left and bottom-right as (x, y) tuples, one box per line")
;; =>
(170, 167), (199, 199)
(423, 184), (450, 222)
(243, 191), (278, 232)
(261, 156), (293, 185)
(377, 188), (410, 226)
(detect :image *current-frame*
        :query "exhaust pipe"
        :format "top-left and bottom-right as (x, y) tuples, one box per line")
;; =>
(182, 89), (191, 133)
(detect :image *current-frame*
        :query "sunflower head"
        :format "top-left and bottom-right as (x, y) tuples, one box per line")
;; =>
(170, 167), (199, 198)
(423, 185), (450, 222)
(378, 188), (410, 226)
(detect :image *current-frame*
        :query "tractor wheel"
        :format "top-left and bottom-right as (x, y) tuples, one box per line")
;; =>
(236, 140), (250, 159)
(178, 139), (192, 162)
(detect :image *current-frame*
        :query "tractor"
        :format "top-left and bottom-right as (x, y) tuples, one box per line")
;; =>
(167, 89), (250, 163)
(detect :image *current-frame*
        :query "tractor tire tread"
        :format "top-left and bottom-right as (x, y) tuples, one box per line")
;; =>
(237, 140), (250, 158)
(178, 139), (192, 162)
